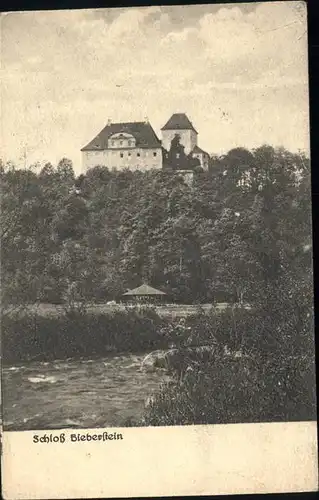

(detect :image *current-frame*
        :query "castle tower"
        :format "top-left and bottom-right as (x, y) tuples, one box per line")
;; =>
(161, 113), (198, 155)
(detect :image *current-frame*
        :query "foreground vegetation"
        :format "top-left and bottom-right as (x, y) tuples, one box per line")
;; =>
(2, 307), (170, 363)
(140, 290), (316, 424)
(1, 304), (252, 363)
(141, 348), (316, 425)
(2, 302), (316, 423)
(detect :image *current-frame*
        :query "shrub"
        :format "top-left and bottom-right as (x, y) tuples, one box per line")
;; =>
(1, 307), (173, 363)
(141, 349), (317, 425)
(141, 299), (316, 425)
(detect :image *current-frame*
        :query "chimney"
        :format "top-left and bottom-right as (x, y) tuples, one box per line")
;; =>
(144, 116), (149, 123)
(107, 119), (112, 126)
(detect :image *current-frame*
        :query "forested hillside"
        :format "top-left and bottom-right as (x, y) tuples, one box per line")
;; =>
(1, 145), (316, 424)
(1, 145), (312, 310)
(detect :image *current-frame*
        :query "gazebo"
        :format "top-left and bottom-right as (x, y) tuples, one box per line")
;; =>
(122, 283), (167, 304)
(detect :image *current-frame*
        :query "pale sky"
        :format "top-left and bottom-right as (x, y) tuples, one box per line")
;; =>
(1, 2), (309, 174)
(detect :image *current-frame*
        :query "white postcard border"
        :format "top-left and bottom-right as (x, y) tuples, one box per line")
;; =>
(2, 421), (318, 499)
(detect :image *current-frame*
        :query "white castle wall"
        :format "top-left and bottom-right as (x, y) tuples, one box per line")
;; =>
(82, 147), (163, 173)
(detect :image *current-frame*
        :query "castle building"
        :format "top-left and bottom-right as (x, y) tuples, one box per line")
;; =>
(81, 120), (163, 172)
(81, 113), (210, 173)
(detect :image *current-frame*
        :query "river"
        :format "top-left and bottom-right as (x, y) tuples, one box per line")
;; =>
(2, 353), (172, 431)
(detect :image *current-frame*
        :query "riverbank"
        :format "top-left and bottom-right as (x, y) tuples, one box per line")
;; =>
(141, 346), (317, 426)
(2, 305), (254, 364)
(2, 307), (174, 364)
(2, 303), (261, 365)
(2, 304), (316, 427)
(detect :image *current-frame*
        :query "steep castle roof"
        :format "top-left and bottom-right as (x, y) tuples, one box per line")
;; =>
(122, 284), (166, 296)
(192, 145), (209, 156)
(81, 121), (162, 151)
(161, 113), (198, 133)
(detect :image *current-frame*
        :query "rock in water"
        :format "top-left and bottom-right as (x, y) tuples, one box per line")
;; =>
(141, 350), (168, 371)
(141, 348), (180, 373)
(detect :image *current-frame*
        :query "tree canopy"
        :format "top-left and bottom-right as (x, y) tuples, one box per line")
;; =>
(1, 146), (312, 311)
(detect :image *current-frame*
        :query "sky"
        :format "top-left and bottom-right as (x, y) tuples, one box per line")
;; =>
(1, 2), (309, 173)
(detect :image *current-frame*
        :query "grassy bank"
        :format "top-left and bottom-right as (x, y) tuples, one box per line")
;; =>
(1, 305), (256, 364)
(2, 302), (244, 319)
(2, 307), (174, 364)
(2, 304), (315, 360)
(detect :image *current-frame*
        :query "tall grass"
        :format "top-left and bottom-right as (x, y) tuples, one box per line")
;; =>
(2, 307), (174, 363)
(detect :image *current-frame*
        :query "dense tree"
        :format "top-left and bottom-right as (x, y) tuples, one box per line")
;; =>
(0, 147), (312, 311)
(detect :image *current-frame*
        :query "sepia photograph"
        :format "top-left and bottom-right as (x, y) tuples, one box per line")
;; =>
(0, 0), (316, 441)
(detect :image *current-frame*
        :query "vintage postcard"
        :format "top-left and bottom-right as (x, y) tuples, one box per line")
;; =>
(0, 1), (318, 499)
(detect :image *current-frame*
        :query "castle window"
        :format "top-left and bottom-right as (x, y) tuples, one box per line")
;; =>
(176, 153), (180, 159)
(120, 153), (124, 158)
(137, 152), (140, 157)
(153, 152), (157, 157)
(120, 141), (123, 145)
(128, 140), (132, 146)
(128, 152), (131, 157)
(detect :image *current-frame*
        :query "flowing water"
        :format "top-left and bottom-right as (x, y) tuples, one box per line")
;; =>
(2, 353), (171, 430)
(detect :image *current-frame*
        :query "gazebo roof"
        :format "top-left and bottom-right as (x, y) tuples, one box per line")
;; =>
(122, 284), (166, 296)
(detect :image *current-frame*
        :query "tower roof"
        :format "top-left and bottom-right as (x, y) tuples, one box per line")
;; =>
(161, 113), (198, 134)
(81, 121), (161, 151)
